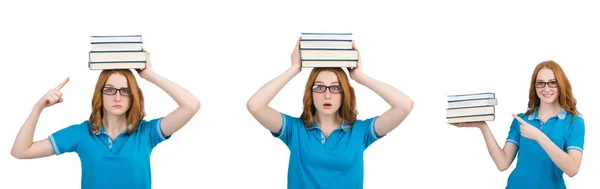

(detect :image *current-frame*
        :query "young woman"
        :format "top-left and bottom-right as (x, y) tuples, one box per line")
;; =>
(10, 50), (201, 189)
(247, 39), (414, 188)
(451, 60), (585, 189)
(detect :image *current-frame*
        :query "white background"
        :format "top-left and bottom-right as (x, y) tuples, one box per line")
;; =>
(1, 0), (598, 188)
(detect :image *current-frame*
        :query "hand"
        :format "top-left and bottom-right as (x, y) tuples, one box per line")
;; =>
(512, 114), (545, 141)
(347, 42), (363, 81)
(290, 37), (302, 71)
(36, 77), (69, 109)
(136, 48), (154, 79)
(450, 121), (487, 129)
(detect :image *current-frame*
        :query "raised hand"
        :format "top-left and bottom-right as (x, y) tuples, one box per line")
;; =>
(290, 37), (302, 70)
(136, 47), (153, 79)
(347, 42), (363, 80)
(36, 77), (69, 109)
(450, 121), (486, 128)
(512, 114), (544, 141)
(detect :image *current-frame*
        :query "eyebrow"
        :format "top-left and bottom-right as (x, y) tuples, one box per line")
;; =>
(536, 79), (557, 82)
(314, 81), (340, 85)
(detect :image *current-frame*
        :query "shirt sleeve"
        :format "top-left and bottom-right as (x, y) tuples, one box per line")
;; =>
(144, 117), (171, 149)
(355, 116), (382, 148)
(505, 114), (522, 146)
(566, 116), (585, 152)
(271, 113), (299, 146)
(48, 123), (85, 155)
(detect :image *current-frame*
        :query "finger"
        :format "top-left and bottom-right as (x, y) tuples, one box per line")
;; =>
(49, 93), (60, 102)
(512, 114), (526, 124)
(55, 77), (70, 90)
(58, 98), (64, 103)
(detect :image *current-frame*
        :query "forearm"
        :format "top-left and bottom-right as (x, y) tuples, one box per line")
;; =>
(247, 67), (300, 111)
(11, 106), (44, 157)
(537, 135), (581, 176)
(143, 71), (200, 110)
(354, 73), (412, 111)
(480, 125), (512, 171)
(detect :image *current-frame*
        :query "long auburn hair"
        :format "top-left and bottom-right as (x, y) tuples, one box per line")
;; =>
(89, 69), (145, 135)
(525, 60), (580, 121)
(300, 68), (358, 128)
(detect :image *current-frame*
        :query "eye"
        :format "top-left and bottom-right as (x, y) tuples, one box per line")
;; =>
(331, 85), (342, 92)
(313, 85), (325, 90)
(122, 88), (132, 95)
(103, 88), (116, 93)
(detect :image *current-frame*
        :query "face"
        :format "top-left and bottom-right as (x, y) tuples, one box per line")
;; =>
(535, 68), (560, 105)
(102, 73), (132, 116)
(312, 71), (343, 116)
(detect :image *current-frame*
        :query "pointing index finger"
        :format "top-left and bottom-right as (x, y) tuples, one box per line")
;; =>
(55, 77), (70, 90)
(512, 114), (526, 124)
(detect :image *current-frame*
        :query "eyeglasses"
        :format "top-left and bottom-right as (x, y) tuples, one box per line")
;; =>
(535, 81), (558, 88)
(102, 87), (132, 96)
(312, 85), (343, 93)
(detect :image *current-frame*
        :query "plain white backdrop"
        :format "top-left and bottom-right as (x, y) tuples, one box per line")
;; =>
(1, 0), (598, 188)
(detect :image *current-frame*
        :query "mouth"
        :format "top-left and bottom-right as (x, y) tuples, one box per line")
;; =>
(113, 105), (123, 108)
(323, 102), (332, 109)
(542, 94), (553, 98)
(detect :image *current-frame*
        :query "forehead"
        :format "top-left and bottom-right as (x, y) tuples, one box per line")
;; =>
(536, 68), (556, 81)
(315, 71), (339, 84)
(105, 73), (129, 87)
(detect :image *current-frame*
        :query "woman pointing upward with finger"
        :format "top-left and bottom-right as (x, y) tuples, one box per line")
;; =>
(10, 49), (201, 189)
(451, 60), (585, 189)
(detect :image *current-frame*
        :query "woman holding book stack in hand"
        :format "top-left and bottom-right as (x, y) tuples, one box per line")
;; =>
(10, 49), (201, 189)
(247, 38), (414, 188)
(450, 60), (585, 189)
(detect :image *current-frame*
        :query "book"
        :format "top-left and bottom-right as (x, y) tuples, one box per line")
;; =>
(88, 35), (146, 70)
(300, 40), (353, 50)
(448, 114), (495, 123)
(301, 60), (357, 67)
(446, 92), (498, 123)
(446, 105), (495, 118)
(91, 42), (143, 52)
(448, 98), (497, 109)
(447, 92), (495, 102)
(91, 35), (142, 43)
(89, 62), (146, 70)
(301, 33), (353, 40)
(301, 49), (358, 60)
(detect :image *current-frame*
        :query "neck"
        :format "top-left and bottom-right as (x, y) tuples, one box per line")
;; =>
(315, 113), (342, 129)
(538, 101), (562, 117)
(102, 111), (127, 135)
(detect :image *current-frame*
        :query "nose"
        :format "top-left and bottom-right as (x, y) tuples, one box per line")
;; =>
(324, 90), (331, 99)
(114, 92), (122, 102)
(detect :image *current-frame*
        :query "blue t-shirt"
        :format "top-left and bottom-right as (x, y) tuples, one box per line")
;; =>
(272, 113), (383, 189)
(48, 117), (170, 189)
(505, 108), (585, 189)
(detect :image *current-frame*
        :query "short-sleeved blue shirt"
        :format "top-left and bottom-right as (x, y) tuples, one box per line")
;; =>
(272, 113), (382, 189)
(505, 108), (585, 189)
(48, 117), (170, 189)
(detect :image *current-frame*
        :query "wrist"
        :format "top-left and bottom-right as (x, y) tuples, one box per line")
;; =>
(289, 66), (301, 74)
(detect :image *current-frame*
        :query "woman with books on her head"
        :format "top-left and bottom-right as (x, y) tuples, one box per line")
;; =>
(246, 38), (414, 188)
(10, 49), (201, 189)
(450, 60), (585, 189)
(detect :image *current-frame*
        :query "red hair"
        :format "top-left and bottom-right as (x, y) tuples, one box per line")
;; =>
(89, 69), (145, 135)
(526, 60), (580, 120)
(300, 68), (357, 128)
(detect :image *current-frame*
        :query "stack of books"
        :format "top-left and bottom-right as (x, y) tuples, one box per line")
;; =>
(446, 92), (498, 123)
(88, 35), (146, 70)
(300, 32), (357, 68)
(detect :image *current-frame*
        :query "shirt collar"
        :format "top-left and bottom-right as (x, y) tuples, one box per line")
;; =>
(527, 107), (567, 120)
(308, 121), (351, 132)
(91, 124), (133, 135)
